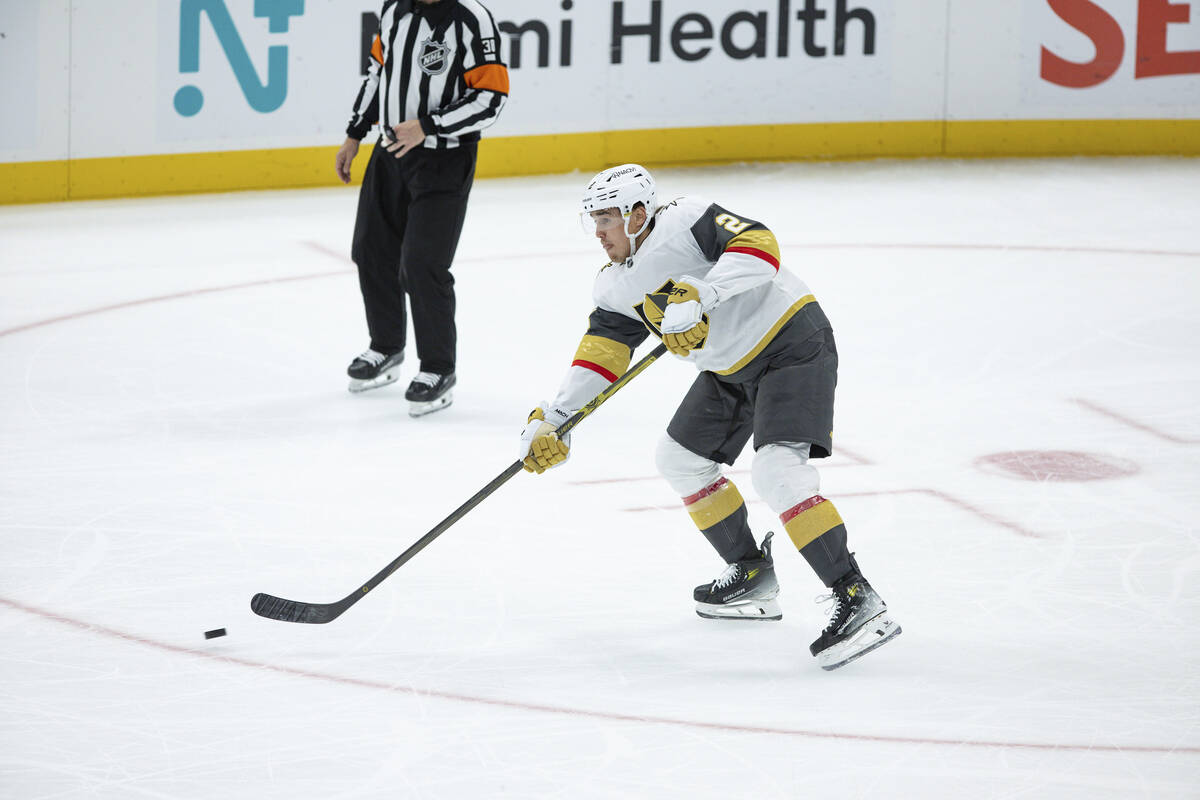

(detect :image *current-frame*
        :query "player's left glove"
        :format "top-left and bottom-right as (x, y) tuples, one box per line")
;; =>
(659, 279), (717, 356)
(519, 403), (572, 474)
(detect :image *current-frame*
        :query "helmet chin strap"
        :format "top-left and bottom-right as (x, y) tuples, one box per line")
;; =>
(623, 212), (651, 258)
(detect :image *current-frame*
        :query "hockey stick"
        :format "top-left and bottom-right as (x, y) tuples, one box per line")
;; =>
(250, 342), (670, 624)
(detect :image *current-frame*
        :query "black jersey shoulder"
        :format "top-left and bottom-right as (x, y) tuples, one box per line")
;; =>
(689, 203), (769, 262)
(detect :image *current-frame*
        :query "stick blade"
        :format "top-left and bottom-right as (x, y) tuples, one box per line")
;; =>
(250, 592), (340, 624)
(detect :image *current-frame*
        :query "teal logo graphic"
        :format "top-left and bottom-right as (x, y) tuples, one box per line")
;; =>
(174, 0), (305, 116)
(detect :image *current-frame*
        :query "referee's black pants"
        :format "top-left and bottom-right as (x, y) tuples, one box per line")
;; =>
(351, 141), (477, 376)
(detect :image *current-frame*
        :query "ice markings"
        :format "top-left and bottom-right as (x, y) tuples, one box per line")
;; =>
(975, 450), (1140, 482)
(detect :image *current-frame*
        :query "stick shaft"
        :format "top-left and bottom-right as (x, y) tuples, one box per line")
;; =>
(555, 343), (667, 438)
(367, 343), (668, 590)
(251, 343), (668, 623)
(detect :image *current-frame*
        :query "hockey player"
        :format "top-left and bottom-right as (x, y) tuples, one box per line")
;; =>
(518, 165), (901, 670)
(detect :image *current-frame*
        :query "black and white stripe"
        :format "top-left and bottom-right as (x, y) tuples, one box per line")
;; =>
(347, 0), (507, 151)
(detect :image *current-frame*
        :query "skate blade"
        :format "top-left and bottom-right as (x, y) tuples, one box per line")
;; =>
(696, 597), (782, 621)
(348, 371), (399, 394)
(817, 612), (901, 671)
(408, 392), (453, 417)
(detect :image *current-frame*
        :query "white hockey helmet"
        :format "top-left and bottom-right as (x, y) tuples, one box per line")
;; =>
(580, 164), (657, 250)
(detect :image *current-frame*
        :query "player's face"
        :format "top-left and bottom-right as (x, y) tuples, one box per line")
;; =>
(590, 208), (629, 261)
(589, 206), (645, 261)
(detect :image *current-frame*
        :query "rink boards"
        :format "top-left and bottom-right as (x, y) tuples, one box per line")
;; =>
(2, 0), (1199, 203)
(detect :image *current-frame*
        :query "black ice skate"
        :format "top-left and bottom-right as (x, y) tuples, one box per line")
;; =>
(809, 566), (901, 671)
(694, 532), (782, 621)
(347, 349), (404, 393)
(405, 372), (455, 417)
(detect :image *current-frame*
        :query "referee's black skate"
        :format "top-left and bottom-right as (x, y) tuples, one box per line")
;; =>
(405, 372), (455, 417)
(694, 532), (782, 621)
(347, 349), (404, 393)
(809, 564), (901, 671)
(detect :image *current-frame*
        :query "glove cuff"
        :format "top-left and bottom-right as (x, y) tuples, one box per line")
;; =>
(530, 403), (572, 428)
(679, 276), (719, 310)
(544, 407), (573, 429)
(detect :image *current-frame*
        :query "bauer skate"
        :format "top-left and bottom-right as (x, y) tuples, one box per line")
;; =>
(405, 372), (455, 417)
(809, 566), (901, 671)
(694, 532), (782, 621)
(347, 349), (404, 393)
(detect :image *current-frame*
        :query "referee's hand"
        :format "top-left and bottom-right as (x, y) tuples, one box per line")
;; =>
(335, 138), (360, 184)
(386, 120), (426, 159)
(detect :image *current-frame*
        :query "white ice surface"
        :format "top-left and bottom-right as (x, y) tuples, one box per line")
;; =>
(2, 158), (1198, 799)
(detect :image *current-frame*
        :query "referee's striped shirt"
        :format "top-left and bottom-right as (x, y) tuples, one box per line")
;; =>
(347, 0), (509, 150)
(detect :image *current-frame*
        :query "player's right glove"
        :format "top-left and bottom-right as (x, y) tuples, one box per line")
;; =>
(658, 279), (717, 356)
(519, 403), (572, 474)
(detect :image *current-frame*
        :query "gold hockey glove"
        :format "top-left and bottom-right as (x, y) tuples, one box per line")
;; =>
(663, 322), (710, 356)
(519, 405), (572, 474)
(659, 281), (712, 356)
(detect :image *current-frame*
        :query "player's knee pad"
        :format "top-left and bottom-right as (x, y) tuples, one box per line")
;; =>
(655, 434), (722, 497)
(752, 442), (820, 514)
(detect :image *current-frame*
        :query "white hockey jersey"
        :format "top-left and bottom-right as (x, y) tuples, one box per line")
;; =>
(550, 196), (826, 415)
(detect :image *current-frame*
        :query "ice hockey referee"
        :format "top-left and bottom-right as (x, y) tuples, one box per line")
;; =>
(335, 0), (509, 417)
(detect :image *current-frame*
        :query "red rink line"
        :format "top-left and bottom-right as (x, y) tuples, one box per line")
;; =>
(1072, 398), (1200, 445)
(571, 462), (861, 491)
(310, 240), (1200, 264)
(795, 242), (1200, 259)
(622, 488), (1040, 539)
(2, 595), (1193, 756)
(0, 269), (346, 338)
(4, 239), (1192, 339)
(304, 240), (1200, 283)
(913, 487), (1040, 538)
(569, 448), (873, 486)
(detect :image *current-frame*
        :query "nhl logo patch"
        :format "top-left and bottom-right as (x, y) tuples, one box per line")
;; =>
(418, 39), (451, 75)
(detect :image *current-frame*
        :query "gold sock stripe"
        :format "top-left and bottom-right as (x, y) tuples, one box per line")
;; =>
(683, 478), (746, 530)
(781, 495), (845, 550)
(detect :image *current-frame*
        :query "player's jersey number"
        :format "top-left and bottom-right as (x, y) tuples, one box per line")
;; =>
(714, 213), (751, 235)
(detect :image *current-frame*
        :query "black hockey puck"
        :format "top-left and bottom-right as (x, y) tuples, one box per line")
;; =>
(204, 628), (227, 640)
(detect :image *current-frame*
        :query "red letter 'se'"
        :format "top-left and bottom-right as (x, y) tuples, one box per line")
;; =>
(1041, 0), (1125, 88)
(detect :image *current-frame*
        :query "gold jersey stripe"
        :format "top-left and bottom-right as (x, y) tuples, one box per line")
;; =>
(686, 479), (746, 530)
(575, 335), (632, 379)
(716, 294), (815, 376)
(727, 228), (781, 262)
(783, 497), (845, 550)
